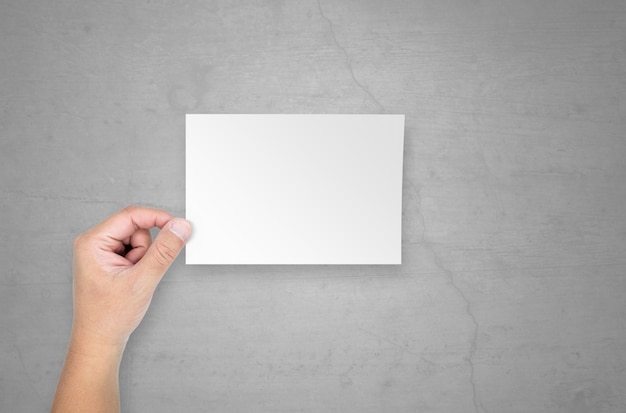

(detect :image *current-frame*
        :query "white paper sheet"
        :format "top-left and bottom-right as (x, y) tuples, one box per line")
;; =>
(185, 114), (405, 264)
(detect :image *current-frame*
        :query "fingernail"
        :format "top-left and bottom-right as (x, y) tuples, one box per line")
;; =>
(169, 218), (191, 242)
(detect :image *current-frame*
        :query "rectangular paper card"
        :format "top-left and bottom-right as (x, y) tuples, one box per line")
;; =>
(186, 114), (405, 264)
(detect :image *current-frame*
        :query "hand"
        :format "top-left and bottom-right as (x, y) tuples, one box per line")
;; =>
(71, 205), (192, 350)
(52, 206), (191, 413)
(52, 206), (191, 412)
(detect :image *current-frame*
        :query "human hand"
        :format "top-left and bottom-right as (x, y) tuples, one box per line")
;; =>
(70, 206), (192, 351)
(52, 206), (191, 413)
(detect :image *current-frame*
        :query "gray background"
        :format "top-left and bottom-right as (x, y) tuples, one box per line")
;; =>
(1, 0), (625, 412)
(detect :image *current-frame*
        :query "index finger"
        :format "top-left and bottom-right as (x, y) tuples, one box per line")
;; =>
(89, 205), (174, 242)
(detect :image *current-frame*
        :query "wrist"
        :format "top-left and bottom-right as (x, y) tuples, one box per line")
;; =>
(68, 327), (127, 362)
(53, 327), (125, 413)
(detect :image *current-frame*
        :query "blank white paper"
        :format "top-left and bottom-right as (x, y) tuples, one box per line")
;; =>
(185, 114), (405, 265)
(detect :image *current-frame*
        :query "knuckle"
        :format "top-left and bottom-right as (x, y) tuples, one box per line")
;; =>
(73, 234), (83, 249)
(73, 233), (89, 250)
(122, 205), (138, 215)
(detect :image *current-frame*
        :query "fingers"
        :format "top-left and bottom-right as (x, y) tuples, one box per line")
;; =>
(90, 206), (174, 246)
(133, 218), (191, 283)
(124, 229), (152, 264)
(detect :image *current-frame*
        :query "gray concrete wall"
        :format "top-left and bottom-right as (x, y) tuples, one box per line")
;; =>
(1, 0), (625, 411)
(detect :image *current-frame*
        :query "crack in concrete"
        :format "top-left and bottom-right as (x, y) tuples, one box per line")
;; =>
(408, 180), (482, 413)
(316, 0), (385, 112)
(432, 248), (481, 413)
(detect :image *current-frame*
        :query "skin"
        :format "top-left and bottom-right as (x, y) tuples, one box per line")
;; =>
(51, 206), (192, 413)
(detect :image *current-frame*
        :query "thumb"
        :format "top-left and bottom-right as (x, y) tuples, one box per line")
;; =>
(136, 218), (191, 279)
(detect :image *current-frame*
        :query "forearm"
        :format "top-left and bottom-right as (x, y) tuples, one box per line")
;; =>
(51, 333), (125, 413)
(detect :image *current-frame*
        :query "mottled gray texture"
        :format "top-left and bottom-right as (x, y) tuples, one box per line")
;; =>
(1, 0), (625, 412)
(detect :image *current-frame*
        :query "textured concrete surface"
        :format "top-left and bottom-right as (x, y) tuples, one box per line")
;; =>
(1, 1), (626, 412)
